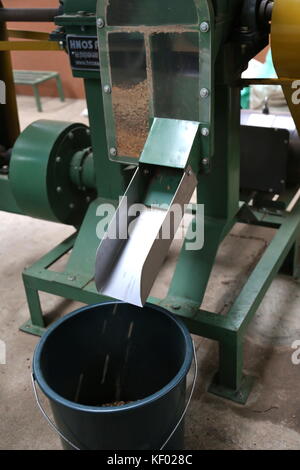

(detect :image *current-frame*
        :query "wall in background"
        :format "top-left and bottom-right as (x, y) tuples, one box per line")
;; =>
(2, 0), (85, 99)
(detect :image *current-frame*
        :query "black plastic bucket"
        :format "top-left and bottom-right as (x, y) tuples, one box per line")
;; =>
(32, 302), (194, 450)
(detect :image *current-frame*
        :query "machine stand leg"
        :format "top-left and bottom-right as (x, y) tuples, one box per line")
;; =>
(33, 85), (42, 112)
(19, 283), (46, 336)
(208, 335), (255, 404)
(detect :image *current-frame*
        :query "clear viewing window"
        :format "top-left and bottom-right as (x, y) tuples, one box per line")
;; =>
(109, 32), (150, 158)
(151, 32), (199, 122)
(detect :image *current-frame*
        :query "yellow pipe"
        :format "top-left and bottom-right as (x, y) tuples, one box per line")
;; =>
(271, 0), (300, 133)
(0, 40), (61, 51)
(7, 30), (51, 41)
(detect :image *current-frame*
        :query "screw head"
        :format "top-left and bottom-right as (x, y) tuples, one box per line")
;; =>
(86, 196), (91, 203)
(68, 131), (74, 140)
(200, 88), (210, 99)
(110, 147), (117, 157)
(97, 18), (104, 28)
(69, 202), (75, 209)
(56, 186), (62, 193)
(104, 85), (111, 94)
(202, 158), (210, 166)
(55, 156), (61, 163)
(200, 21), (210, 33)
(201, 127), (210, 137)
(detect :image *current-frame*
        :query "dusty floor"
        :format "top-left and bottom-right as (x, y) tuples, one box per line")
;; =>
(0, 96), (300, 450)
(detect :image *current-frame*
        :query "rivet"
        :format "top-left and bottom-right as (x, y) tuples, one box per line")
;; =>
(200, 21), (210, 33)
(56, 186), (62, 193)
(104, 85), (111, 94)
(200, 88), (210, 98)
(69, 202), (75, 209)
(68, 131), (74, 140)
(97, 18), (105, 28)
(68, 276), (76, 281)
(110, 147), (117, 157)
(202, 158), (210, 166)
(56, 156), (61, 163)
(201, 127), (210, 137)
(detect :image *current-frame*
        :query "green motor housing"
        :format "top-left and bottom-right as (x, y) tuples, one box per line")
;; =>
(9, 120), (95, 226)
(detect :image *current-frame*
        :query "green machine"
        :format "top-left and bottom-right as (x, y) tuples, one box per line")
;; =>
(1, 0), (299, 403)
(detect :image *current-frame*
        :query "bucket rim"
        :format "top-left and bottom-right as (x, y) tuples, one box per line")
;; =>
(32, 301), (193, 413)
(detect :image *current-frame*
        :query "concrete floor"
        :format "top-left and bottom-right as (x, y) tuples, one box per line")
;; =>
(0, 96), (300, 450)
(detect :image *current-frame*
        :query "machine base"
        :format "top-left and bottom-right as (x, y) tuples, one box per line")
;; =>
(20, 198), (300, 405)
(208, 373), (255, 405)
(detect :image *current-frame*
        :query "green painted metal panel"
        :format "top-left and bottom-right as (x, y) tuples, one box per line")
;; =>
(140, 118), (200, 170)
(63, 0), (97, 14)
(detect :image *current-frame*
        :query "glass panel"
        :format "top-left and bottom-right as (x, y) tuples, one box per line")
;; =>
(106, 0), (198, 26)
(108, 32), (149, 158)
(151, 33), (199, 122)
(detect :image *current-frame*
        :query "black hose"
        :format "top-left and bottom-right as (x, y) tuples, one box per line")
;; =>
(0, 8), (61, 23)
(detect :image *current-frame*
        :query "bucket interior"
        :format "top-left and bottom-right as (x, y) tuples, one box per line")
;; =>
(37, 303), (189, 407)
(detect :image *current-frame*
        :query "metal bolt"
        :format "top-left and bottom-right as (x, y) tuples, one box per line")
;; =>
(86, 196), (91, 203)
(68, 276), (76, 282)
(268, 188), (274, 193)
(104, 85), (111, 94)
(68, 131), (74, 140)
(172, 305), (181, 311)
(56, 156), (61, 163)
(201, 127), (210, 137)
(202, 158), (210, 166)
(86, 129), (90, 136)
(200, 88), (210, 98)
(97, 18), (105, 28)
(69, 202), (75, 209)
(280, 179), (286, 185)
(110, 147), (117, 157)
(200, 21), (210, 33)
(56, 186), (62, 193)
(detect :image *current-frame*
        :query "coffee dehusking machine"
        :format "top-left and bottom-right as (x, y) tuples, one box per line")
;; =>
(0, 0), (299, 403)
